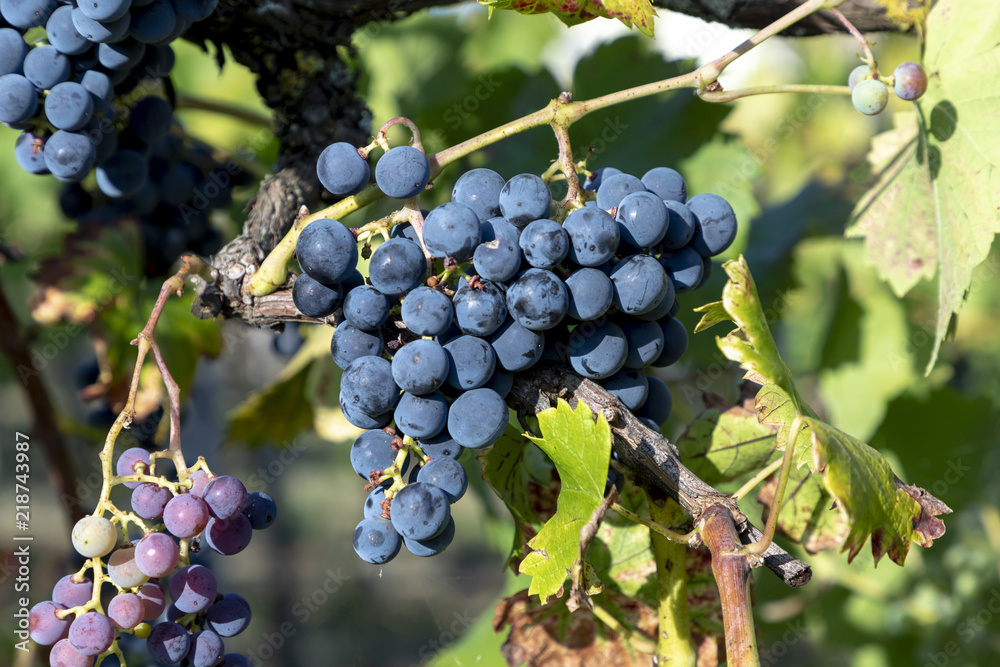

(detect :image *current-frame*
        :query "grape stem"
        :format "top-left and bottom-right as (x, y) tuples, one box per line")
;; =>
(831, 7), (879, 76)
(247, 0), (834, 296)
(611, 502), (695, 545)
(745, 415), (807, 555)
(173, 93), (273, 128)
(700, 83), (851, 104)
(731, 458), (784, 502)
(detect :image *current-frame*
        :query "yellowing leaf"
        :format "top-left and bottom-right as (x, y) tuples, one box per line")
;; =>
(846, 0), (1000, 372)
(481, 0), (657, 38)
(520, 399), (612, 603)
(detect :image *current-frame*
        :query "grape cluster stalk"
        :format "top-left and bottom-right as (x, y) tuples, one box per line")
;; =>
(289, 136), (738, 564)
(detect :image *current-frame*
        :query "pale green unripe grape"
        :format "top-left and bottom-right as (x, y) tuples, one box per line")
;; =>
(133, 622), (152, 639)
(852, 79), (889, 116)
(108, 547), (149, 588)
(72, 515), (117, 558)
(848, 64), (870, 90)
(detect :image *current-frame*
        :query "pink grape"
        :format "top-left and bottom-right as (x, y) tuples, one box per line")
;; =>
(52, 575), (92, 608)
(187, 469), (213, 498)
(135, 532), (179, 578)
(131, 483), (172, 519)
(108, 593), (144, 629)
(893, 61), (928, 101)
(202, 475), (248, 520)
(137, 581), (167, 621)
(29, 601), (70, 645)
(169, 564), (218, 613)
(116, 447), (151, 488)
(68, 611), (115, 656)
(49, 638), (94, 666)
(163, 494), (210, 538)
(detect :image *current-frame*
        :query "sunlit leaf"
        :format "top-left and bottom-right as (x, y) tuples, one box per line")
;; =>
(482, 0), (656, 37)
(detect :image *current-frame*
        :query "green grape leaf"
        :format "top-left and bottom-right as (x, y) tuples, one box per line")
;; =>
(481, 0), (656, 37)
(225, 332), (329, 447)
(696, 256), (949, 565)
(519, 399), (612, 603)
(675, 397), (778, 486)
(846, 0), (1000, 373)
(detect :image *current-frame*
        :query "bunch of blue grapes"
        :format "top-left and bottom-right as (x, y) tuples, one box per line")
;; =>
(27, 452), (274, 666)
(291, 141), (738, 565)
(0, 0), (230, 275)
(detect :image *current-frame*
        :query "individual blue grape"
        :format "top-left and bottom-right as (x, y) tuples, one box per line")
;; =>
(566, 321), (628, 380)
(353, 516), (401, 564)
(519, 218), (568, 269)
(172, 0), (217, 22)
(416, 431), (463, 460)
(403, 516), (455, 557)
(316, 141), (369, 196)
(622, 319), (664, 369)
(473, 218), (522, 282)
(391, 339), (449, 395)
(330, 322), (383, 370)
(78, 71), (112, 112)
(97, 38), (146, 71)
(847, 64), (870, 91)
(188, 630), (225, 667)
(394, 391), (448, 439)
(451, 168), (504, 221)
(0, 73), (37, 124)
(651, 316), (688, 368)
(130, 0), (176, 42)
(95, 149), (147, 197)
(688, 194), (738, 257)
(292, 273), (342, 318)
(242, 492), (276, 530)
(423, 202), (481, 260)
(23, 44), (69, 89)
(660, 200), (697, 251)
(490, 317), (544, 372)
(446, 387), (507, 449)
(565, 268), (613, 321)
(658, 247), (704, 294)
(851, 78), (889, 116)
(44, 9), (89, 58)
(295, 218), (358, 285)
(341, 396), (392, 430)
(506, 268), (569, 331)
(582, 166), (621, 192)
(220, 654), (254, 666)
(202, 475), (248, 520)
(368, 237), (426, 296)
(563, 207), (619, 266)
(341, 355), (399, 417)
(444, 334), (496, 390)
(158, 162), (199, 206)
(641, 167), (686, 202)
(639, 376), (672, 425)
(364, 484), (389, 519)
(600, 368), (648, 412)
(272, 322), (304, 358)
(68, 611), (114, 656)
(390, 220), (442, 257)
(147, 622), (191, 664)
(453, 277), (506, 336)
(77, 0), (130, 21)
(616, 191), (668, 248)
(417, 457), (467, 502)
(203, 514), (253, 555)
(893, 61), (927, 101)
(342, 285), (390, 331)
(389, 481), (450, 540)
(0, 0), (55, 28)
(13, 131), (46, 174)
(128, 96), (173, 143)
(70, 8), (129, 44)
(0, 28), (27, 75)
(609, 254), (672, 316)
(205, 594), (251, 638)
(401, 286), (453, 336)
(498, 174), (551, 228)
(596, 172), (644, 210)
(483, 368), (514, 398)
(28, 601), (69, 645)
(375, 145), (430, 199)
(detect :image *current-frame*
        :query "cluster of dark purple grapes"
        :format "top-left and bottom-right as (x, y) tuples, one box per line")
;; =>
(0, 0), (232, 275)
(289, 140), (737, 565)
(27, 449), (275, 666)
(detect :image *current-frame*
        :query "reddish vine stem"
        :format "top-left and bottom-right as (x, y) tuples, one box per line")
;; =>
(148, 339), (187, 478)
(831, 7), (878, 74)
(701, 505), (760, 667)
(550, 114), (584, 216)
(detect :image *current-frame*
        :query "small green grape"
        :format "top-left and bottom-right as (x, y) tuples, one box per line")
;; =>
(848, 64), (870, 90)
(852, 79), (889, 116)
(71, 515), (117, 558)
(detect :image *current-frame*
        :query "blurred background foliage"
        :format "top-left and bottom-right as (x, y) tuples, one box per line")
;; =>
(2, 4), (999, 666)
